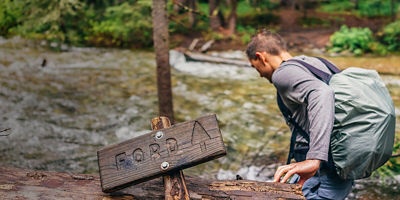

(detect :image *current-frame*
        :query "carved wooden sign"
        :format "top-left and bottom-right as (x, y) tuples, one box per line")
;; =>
(97, 114), (226, 192)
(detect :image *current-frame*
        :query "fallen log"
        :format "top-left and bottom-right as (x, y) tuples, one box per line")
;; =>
(184, 51), (251, 67)
(0, 166), (304, 200)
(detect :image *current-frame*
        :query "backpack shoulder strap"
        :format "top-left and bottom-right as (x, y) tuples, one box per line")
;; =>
(277, 93), (310, 164)
(315, 57), (341, 74)
(287, 57), (341, 84)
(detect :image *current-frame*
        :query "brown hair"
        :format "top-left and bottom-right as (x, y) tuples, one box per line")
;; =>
(246, 29), (287, 60)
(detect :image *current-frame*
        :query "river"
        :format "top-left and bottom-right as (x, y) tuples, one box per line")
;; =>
(0, 37), (399, 199)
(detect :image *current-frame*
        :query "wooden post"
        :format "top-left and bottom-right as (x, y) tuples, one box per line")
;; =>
(151, 116), (190, 200)
(152, 0), (174, 123)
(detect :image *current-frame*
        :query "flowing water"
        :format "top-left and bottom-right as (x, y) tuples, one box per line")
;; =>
(0, 37), (399, 199)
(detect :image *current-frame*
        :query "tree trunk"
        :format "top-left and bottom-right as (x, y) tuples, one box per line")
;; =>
(300, 0), (307, 18)
(0, 166), (305, 200)
(391, 0), (395, 22)
(281, 0), (297, 9)
(174, 0), (186, 13)
(152, 0), (174, 124)
(353, 0), (359, 9)
(188, 0), (197, 28)
(209, 0), (221, 31)
(227, 0), (237, 36)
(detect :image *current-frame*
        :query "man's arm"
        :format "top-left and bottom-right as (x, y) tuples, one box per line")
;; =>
(273, 159), (320, 185)
(271, 63), (335, 183)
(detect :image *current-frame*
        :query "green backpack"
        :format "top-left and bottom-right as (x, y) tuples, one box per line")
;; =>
(279, 57), (396, 180)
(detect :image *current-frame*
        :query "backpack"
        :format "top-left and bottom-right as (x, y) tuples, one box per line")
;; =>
(278, 57), (396, 180)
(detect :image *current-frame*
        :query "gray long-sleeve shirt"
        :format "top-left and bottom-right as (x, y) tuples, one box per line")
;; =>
(271, 55), (335, 162)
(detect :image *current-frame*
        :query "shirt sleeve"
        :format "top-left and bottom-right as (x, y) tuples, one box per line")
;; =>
(272, 64), (335, 162)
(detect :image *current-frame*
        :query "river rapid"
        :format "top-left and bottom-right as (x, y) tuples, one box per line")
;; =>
(0, 37), (399, 199)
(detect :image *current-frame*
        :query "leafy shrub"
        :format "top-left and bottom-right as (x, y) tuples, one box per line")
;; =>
(0, 0), (24, 36)
(88, 2), (152, 47)
(368, 41), (388, 55)
(319, 0), (355, 13)
(320, 0), (399, 17)
(374, 136), (400, 178)
(237, 25), (256, 44)
(11, 0), (84, 44)
(300, 17), (329, 28)
(330, 25), (375, 55)
(237, 13), (279, 28)
(380, 20), (400, 51)
(357, 0), (397, 17)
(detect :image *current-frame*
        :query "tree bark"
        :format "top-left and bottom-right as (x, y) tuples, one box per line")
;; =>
(281, 0), (297, 9)
(209, 0), (221, 31)
(353, 0), (359, 9)
(227, 0), (238, 36)
(0, 166), (305, 200)
(391, 0), (396, 22)
(300, 0), (307, 18)
(188, 0), (197, 28)
(152, 0), (174, 124)
(173, 0), (186, 13)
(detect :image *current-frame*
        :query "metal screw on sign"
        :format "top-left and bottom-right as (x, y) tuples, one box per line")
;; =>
(161, 162), (169, 170)
(155, 131), (164, 139)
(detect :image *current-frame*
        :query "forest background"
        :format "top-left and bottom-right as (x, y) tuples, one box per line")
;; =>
(1, 0), (400, 56)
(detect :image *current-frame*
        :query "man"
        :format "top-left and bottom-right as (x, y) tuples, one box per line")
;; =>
(246, 30), (353, 199)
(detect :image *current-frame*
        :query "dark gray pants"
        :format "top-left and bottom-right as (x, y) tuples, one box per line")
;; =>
(291, 146), (353, 199)
(291, 169), (353, 200)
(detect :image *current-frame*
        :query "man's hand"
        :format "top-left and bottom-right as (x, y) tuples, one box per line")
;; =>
(273, 159), (321, 186)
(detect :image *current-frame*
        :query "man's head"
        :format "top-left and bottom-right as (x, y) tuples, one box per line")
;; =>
(246, 30), (289, 82)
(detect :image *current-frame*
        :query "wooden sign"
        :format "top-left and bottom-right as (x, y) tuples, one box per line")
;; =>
(97, 114), (226, 192)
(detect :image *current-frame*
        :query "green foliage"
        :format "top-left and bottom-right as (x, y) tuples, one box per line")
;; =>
(368, 41), (388, 55)
(300, 17), (329, 28)
(319, 0), (355, 14)
(237, 25), (256, 44)
(88, 2), (152, 47)
(375, 137), (400, 178)
(330, 21), (400, 55)
(247, 0), (279, 11)
(238, 13), (279, 28)
(197, 1), (209, 15)
(319, 0), (399, 17)
(358, 0), (397, 17)
(13, 0), (84, 44)
(330, 25), (375, 55)
(380, 20), (400, 51)
(0, 0), (24, 36)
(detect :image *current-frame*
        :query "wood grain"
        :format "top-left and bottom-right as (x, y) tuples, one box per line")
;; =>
(0, 166), (305, 200)
(151, 116), (190, 200)
(97, 114), (226, 192)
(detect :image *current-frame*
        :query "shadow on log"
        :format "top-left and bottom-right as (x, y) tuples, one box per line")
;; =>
(0, 166), (305, 200)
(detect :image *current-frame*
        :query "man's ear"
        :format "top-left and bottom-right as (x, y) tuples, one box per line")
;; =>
(255, 52), (267, 65)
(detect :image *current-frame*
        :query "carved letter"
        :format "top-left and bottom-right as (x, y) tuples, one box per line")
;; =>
(149, 144), (160, 160)
(166, 138), (178, 155)
(191, 121), (211, 152)
(133, 148), (144, 164)
(115, 152), (132, 170)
